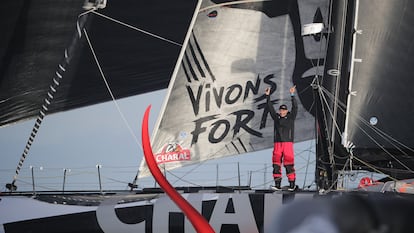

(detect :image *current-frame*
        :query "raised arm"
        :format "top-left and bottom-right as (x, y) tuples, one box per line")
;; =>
(265, 87), (278, 120)
(290, 86), (298, 119)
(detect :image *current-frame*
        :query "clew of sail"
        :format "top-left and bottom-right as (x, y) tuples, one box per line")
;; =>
(138, 0), (329, 178)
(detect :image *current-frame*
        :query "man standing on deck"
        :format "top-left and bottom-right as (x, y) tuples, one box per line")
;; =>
(265, 86), (297, 191)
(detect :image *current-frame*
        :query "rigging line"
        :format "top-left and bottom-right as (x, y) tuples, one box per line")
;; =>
(6, 12), (91, 189)
(170, 160), (246, 187)
(322, 87), (392, 155)
(323, 157), (350, 193)
(302, 139), (316, 189)
(83, 28), (142, 151)
(318, 87), (344, 137)
(251, 178), (276, 189)
(324, 85), (414, 156)
(315, 85), (335, 149)
(15, 178), (58, 192)
(320, 93), (414, 174)
(341, 106), (413, 158)
(334, 98), (414, 155)
(169, 160), (209, 186)
(368, 123), (414, 153)
(350, 122), (414, 173)
(102, 176), (130, 185)
(297, 83), (315, 98)
(168, 170), (211, 187)
(90, 11), (182, 47)
(325, 87), (407, 160)
(352, 156), (399, 182)
(328, 160), (389, 192)
(221, 159), (315, 183)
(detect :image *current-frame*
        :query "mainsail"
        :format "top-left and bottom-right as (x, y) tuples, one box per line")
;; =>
(316, 0), (414, 186)
(342, 0), (414, 178)
(0, 0), (197, 127)
(0, 0), (198, 190)
(138, 0), (329, 178)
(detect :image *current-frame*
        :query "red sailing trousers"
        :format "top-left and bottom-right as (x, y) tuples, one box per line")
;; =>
(272, 142), (296, 181)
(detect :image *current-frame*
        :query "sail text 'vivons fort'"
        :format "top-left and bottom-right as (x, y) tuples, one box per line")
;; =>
(187, 74), (279, 145)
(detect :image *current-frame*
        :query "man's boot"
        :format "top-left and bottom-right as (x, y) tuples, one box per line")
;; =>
(271, 178), (282, 191)
(288, 180), (296, 191)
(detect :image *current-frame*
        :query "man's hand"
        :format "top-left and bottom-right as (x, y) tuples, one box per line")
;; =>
(290, 85), (296, 95)
(265, 87), (271, 96)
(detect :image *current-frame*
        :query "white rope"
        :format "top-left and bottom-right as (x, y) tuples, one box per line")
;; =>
(318, 86), (343, 141)
(316, 85), (404, 188)
(352, 157), (399, 182)
(321, 85), (413, 157)
(319, 86), (414, 174)
(83, 28), (143, 152)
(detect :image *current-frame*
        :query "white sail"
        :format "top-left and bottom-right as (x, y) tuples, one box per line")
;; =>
(138, 0), (327, 178)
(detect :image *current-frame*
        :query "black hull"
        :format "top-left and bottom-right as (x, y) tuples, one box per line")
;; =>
(2, 188), (414, 233)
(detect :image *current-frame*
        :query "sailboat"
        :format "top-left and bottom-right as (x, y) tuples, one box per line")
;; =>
(2, 0), (414, 232)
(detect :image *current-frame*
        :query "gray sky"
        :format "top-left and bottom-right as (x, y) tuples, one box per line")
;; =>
(0, 90), (317, 192)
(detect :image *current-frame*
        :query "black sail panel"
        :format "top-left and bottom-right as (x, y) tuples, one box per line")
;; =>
(0, 0), (197, 127)
(345, 0), (414, 177)
(322, 0), (414, 179)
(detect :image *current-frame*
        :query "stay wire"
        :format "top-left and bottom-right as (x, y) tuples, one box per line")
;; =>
(315, 86), (403, 185)
(320, 86), (414, 159)
(83, 28), (142, 151)
(319, 86), (414, 174)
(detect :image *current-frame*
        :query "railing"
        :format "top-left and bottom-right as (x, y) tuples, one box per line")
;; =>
(1, 160), (319, 194)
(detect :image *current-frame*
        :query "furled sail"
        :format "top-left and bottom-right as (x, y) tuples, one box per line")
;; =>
(138, 0), (329, 178)
(0, 0), (197, 127)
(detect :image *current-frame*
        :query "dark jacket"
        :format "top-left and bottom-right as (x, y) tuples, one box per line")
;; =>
(266, 95), (297, 142)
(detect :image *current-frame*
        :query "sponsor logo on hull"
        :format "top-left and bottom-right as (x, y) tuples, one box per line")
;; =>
(2, 193), (311, 233)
